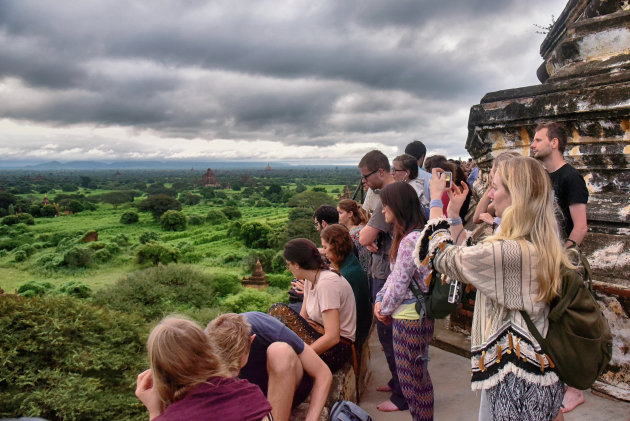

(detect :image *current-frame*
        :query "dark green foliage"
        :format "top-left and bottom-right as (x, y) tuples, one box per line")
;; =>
(112, 233), (130, 246)
(286, 217), (319, 243)
(1, 215), (19, 225)
(286, 190), (333, 210)
(120, 211), (139, 224)
(160, 210), (187, 231)
(58, 281), (92, 298)
(94, 264), (217, 322)
(93, 248), (113, 263)
(295, 183), (307, 193)
(242, 249), (275, 273)
(206, 209), (228, 225)
(61, 183), (78, 192)
(17, 213), (35, 225)
(0, 192), (17, 210)
(68, 200), (84, 213)
(137, 194), (182, 219)
(200, 187), (215, 199)
(63, 246), (93, 268)
(227, 221), (242, 238)
(139, 231), (160, 244)
(29, 203), (42, 217)
(135, 242), (180, 265)
(13, 249), (28, 262)
(221, 205), (241, 220)
(179, 192), (202, 205)
(41, 204), (58, 217)
(271, 250), (288, 273)
(210, 271), (243, 297)
(311, 186), (326, 193)
(100, 191), (137, 208)
(267, 273), (293, 289)
(187, 214), (205, 226)
(17, 280), (54, 297)
(0, 295), (146, 421)
(239, 221), (272, 248)
(263, 183), (283, 203)
(288, 207), (314, 221)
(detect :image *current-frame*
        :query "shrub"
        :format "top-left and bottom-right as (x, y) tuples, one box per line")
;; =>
(93, 248), (113, 263)
(93, 264), (217, 322)
(136, 241), (180, 265)
(17, 213), (35, 225)
(63, 246), (93, 268)
(68, 200), (84, 213)
(41, 204), (58, 217)
(267, 273), (293, 289)
(137, 194), (182, 219)
(160, 210), (187, 231)
(227, 221), (242, 238)
(112, 233), (130, 247)
(210, 272), (243, 297)
(0, 295), (146, 420)
(13, 249), (28, 262)
(188, 214), (205, 226)
(206, 209), (228, 225)
(139, 231), (160, 244)
(221, 205), (242, 220)
(120, 211), (139, 224)
(239, 221), (272, 248)
(179, 193), (202, 205)
(58, 281), (92, 298)
(17, 280), (55, 297)
(221, 288), (286, 313)
(271, 250), (289, 273)
(1, 215), (19, 225)
(242, 249), (275, 273)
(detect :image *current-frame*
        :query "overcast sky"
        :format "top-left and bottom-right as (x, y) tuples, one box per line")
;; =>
(0, 0), (567, 165)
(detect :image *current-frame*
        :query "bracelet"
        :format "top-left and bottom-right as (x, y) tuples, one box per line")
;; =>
(566, 239), (578, 248)
(448, 217), (462, 226)
(429, 199), (443, 208)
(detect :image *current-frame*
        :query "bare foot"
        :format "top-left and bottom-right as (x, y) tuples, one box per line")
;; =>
(376, 399), (400, 412)
(561, 387), (585, 413)
(376, 384), (392, 392)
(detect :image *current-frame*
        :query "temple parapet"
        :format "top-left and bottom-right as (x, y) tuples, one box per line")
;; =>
(466, 0), (630, 401)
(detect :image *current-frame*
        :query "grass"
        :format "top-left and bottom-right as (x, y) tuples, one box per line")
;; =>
(1, 192), (292, 294)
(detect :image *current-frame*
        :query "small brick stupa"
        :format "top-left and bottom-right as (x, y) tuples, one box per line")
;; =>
(242, 259), (269, 290)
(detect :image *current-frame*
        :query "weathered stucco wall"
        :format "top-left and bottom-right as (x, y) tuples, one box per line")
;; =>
(466, 0), (630, 401)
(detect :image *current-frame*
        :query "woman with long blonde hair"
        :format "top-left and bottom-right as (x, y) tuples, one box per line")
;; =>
(418, 156), (571, 421)
(135, 316), (272, 421)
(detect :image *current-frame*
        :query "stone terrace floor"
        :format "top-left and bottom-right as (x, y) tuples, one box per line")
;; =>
(359, 325), (630, 421)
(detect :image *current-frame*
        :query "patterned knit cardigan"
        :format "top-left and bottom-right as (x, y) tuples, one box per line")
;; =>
(414, 218), (559, 390)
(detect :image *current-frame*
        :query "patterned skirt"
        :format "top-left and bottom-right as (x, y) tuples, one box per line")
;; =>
(268, 303), (352, 372)
(485, 372), (566, 421)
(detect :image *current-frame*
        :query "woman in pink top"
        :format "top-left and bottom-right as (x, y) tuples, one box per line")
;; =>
(134, 316), (272, 421)
(269, 238), (357, 372)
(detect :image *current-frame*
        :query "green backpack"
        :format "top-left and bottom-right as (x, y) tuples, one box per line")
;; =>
(520, 265), (613, 390)
(409, 270), (459, 319)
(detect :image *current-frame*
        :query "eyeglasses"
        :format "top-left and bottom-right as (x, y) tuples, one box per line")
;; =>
(361, 169), (378, 181)
(392, 169), (406, 174)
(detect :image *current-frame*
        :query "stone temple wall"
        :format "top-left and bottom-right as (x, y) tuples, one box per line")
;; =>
(465, 0), (630, 401)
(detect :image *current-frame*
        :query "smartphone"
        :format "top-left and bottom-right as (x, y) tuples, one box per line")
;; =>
(447, 279), (461, 304)
(443, 171), (452, 189)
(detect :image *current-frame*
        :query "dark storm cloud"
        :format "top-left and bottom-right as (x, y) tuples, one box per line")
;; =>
(0, 0), (566, 157)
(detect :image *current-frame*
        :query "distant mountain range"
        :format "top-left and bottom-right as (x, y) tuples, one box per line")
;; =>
(0, 160), (297, 170)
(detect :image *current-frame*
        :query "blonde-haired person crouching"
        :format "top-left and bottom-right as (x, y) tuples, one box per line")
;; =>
(135, 316), (272, 421)
(207, 312), (332, 421)
(420, 156), (573, 421)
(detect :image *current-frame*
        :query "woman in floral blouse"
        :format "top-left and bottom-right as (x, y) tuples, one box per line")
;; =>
(373, 181), (432, 421)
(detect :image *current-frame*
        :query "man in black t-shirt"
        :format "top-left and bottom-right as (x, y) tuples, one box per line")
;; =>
(207, 312), (332, 421)
(532, 122), (588, 414)
(532, 122), (588, 247)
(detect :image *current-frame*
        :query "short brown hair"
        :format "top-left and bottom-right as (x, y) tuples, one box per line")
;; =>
(535, 122), (568, 153)
(206, 313), (252, 375)
(358, 150), (390, 172)
(148, 316), (228, 405)
(320, 224), (353, 268)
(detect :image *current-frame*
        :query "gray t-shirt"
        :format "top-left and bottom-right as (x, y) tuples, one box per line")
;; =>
(366, 201), (393, 280)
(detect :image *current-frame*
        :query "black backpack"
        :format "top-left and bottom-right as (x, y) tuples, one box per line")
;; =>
(520, 265), (613, 389)
(409, 270), (460, 319)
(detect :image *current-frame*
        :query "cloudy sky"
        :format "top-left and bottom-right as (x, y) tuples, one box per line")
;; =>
(0, 0), (567, 165)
